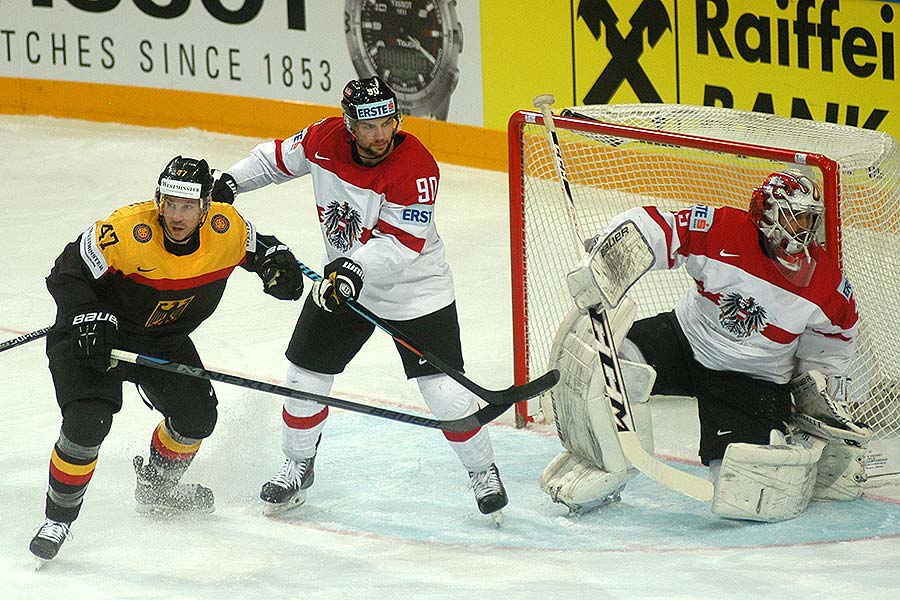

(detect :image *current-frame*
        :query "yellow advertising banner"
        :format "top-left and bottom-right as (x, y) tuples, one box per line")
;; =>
(482, 0), (899, 141)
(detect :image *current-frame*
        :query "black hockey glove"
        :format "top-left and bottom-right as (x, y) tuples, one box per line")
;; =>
(258, 244), (304, 301)
(70, 309), (118, 372)
(211, 170), (237, 204)
(312, 258), (364, 312)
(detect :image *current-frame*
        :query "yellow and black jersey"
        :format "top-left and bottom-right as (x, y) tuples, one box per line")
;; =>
(47, 200), (269, 352)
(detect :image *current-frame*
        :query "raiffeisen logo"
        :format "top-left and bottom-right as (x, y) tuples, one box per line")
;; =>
(697, 0), (896, 80)
(576, 0), (673, 104)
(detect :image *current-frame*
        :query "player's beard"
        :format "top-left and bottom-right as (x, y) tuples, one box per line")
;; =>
(356, 137), (394, 164)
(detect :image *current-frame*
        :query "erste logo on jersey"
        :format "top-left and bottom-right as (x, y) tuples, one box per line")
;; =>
(210, 214), (230, 233)
(401, 208), (431, 224)
(718, 291), (768, 338)
(838, 276), (853, 301)
(133, 223), (153, 243)
(289, 130), (306, 151)
(323, 201), (363, 251)
(689, 205), (715, 231)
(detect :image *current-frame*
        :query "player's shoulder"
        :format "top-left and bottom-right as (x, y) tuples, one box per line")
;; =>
(391, 133), (439, 172)
(810, 245), (855, 302)
(677, 204), (749, 233)
(204, 202), (249, 239)
(300, 116), (345, 146)
(104, 200), (158, 227)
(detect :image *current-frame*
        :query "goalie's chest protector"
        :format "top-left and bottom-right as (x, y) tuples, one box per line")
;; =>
(644, 205), (857, 383)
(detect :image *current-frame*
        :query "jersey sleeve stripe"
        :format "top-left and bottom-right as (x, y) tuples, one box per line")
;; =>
(375, 219), (426, 253)
(760, 323), (801, 344)
(643, 206), (676, 268)
(273, 139), (294, 177)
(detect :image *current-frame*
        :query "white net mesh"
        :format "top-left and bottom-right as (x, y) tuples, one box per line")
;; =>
(511, 103), (900, 444)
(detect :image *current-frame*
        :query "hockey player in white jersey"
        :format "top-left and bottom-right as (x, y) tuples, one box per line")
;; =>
(210, 76), (507, 520)
(543, 170), (870, 521)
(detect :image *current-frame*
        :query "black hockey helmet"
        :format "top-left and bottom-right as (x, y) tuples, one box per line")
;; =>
(341, 76), (401, 132)
(155, 155), (214, 211)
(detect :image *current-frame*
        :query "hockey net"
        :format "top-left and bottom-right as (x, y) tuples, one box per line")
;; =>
(508, 104), (900, 480)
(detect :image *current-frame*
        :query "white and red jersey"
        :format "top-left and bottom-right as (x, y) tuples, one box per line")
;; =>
(225, 116), (454, 320)
(610, 205), (858, 384)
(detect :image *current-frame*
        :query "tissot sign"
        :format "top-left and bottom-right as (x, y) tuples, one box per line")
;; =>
(571, 0), (898, 136)
(1, 1), (351, 103)
(0, 1), (485, 125)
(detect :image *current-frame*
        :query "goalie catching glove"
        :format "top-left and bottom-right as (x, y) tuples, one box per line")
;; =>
(312, 257), (364, 312)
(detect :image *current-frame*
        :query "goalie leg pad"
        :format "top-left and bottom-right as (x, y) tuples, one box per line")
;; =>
(541, 303), (656, 510)
(814, 439), (867, 501)
(546, 301), (639, 469)
(793, 414), (869, 501)
(711, 431), (826, 522)
(539, 450), (632, 514)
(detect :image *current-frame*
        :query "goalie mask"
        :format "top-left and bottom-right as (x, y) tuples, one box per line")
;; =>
(341, 76), (402, 134)
(749, 170), (824, 287)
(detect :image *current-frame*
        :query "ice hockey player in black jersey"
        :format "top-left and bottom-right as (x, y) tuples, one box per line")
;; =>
(29, 156), (305, 565)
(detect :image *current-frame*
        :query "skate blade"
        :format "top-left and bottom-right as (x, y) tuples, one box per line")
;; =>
(262, 490), (307, 516)
(33, 557), (50, 571)
(489, 510), (504, 527)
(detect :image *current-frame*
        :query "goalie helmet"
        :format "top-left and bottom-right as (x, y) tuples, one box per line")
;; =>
(749, 170), (824, 286)
(155, 155), (213, 214)
(341, 76), (401, 133)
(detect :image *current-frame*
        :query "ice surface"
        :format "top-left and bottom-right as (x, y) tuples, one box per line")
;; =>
(1, 116), (898, 599)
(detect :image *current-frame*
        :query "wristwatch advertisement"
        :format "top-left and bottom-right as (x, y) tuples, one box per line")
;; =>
(345, 0), (464, 121)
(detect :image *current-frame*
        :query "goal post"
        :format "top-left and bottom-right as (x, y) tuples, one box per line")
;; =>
(508, 104), (900, 481)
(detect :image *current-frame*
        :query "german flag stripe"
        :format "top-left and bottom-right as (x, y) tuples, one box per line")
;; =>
(151, 422), (200, 461)
(123, 264), (239, 291)
(49, 450), (97, 487)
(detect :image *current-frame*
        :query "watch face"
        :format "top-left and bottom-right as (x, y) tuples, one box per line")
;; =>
(350, 0), (450, 96)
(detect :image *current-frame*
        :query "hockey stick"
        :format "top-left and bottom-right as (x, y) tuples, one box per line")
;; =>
(532, 94), (714, 502)
(294, 260), (559, 405)
(0, 325), (52, 353)
(110, 349), (510, 433)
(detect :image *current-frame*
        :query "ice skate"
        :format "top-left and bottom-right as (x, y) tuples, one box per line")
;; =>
(30, 518), (72, 568)
(133, 455), (215, 516)
(260, 456), (316, 514)
(469, 463), (508, 526)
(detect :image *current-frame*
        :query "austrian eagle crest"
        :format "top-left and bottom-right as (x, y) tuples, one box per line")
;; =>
(323, 201), (362, 251)
(718, 292), (767, 338)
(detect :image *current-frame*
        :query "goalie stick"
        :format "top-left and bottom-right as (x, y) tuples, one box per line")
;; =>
(533, 94), (714, 502)
(294, 259), (559, 406)
(109, 349), (510, 433)
(0, 325), (52, 353)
